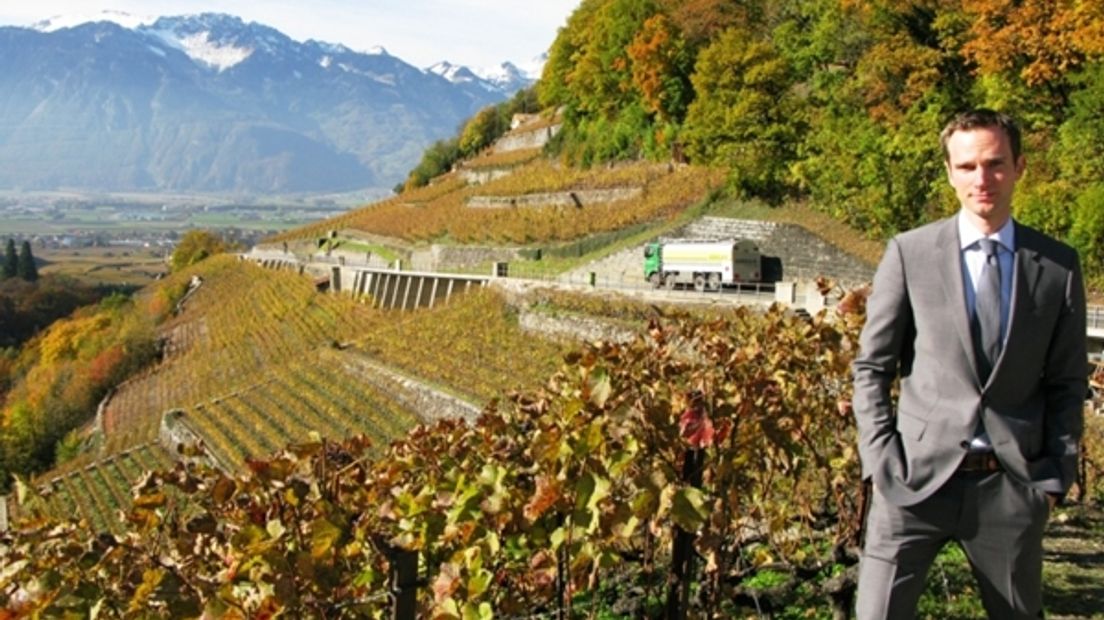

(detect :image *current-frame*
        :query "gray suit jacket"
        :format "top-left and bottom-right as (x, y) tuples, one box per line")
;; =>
(853, 216), (1086, 507)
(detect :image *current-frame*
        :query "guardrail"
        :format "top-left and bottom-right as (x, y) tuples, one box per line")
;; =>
(1089, 305), (1103, 331)
(247, 250), (1104, 334)
(504, 267), (783, 305)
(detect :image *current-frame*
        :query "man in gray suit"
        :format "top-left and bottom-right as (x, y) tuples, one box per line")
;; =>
(852, 109), (1087, 618)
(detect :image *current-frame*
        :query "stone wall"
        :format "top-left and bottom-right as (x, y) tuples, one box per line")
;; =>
(326, 350), (481, 423)
(678, 217), (876, 286)
(458, 167), (516, 185)
(492, 123), (562, 153)
(159, 409), (227, 470)
(466, 187), (643, 209)
(411, 245), (526, 272)
(518, 310), (637, 344)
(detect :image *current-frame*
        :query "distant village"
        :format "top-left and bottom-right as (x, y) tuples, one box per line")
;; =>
(0, 191), (364, 252)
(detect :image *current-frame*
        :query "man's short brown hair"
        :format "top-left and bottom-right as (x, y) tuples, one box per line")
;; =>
(940, 108), (1022, 162)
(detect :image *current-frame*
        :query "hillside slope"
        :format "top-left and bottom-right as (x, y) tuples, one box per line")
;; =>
(6, 254), (570, 529)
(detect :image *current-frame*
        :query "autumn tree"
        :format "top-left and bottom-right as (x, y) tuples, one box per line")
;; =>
(0, 294), (157, 488)
(171, 230), (231, 272)
(659, 0), (755, 47)
(961, 0), (1104, 93)
(626, 14), (694, 123)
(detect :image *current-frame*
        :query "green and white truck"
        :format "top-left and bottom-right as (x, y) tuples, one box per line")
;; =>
(643, 239), (779, 290)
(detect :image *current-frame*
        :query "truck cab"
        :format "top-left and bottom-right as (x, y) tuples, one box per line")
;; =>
(643, 242), (663, 285)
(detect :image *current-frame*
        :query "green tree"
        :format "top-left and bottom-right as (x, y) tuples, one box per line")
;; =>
(171, 230), (230, 272)
(538, 0), (605, 110)
(401, 138), (461, 191)
(458, 106), (508, 157)
(540, 0), (671, 163)
(16, 241), (37, 282)
(682, 27), (799, 200)
(1069, 184), (1104, 274)
(1012, 179), (1075, 240)
(2, 239), (16, 279)
(1053, 62), (1104, 183)
(771, 0), (867, 79)
(541, 0), (659, 117)
(778, 1), (968, 235)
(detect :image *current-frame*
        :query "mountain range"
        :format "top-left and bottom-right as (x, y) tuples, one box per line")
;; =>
(0, 12), (540, 195)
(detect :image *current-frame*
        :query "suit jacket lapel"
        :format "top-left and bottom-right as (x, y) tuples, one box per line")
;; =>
(937, 218), (981, 385)
(990, 223), (1043, 383)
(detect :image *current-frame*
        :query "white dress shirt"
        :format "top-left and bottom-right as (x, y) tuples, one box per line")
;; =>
(958, 212), (1014, 451)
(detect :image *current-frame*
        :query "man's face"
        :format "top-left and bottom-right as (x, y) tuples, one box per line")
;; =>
(944, 126), (1025, 232)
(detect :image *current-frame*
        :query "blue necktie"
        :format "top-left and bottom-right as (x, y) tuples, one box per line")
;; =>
(974, 238), (1002, 381)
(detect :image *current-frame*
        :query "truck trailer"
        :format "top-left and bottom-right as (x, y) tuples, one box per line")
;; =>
(643, 239), (777, 290)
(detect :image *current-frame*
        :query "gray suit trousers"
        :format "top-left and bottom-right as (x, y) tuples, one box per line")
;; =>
(857, 470), (1050, 619)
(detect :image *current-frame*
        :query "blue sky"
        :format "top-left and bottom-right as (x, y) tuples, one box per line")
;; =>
(0, 0), (579, 69)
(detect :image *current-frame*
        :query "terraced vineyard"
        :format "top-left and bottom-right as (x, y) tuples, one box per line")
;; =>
(172, 356), (420, 469)
(13, 444), (173, 535)
(356, 287), (569, 403)
(47, 256), (382, 474)
(18, 254), (573, 527)
(270, 160), (725, 245)
(460, 146), (543, 170)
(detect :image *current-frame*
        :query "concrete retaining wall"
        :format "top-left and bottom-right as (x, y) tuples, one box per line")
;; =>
(341, 267), (491, 310)
(466, 187), (642, 209)
(678, 217), (876, 286)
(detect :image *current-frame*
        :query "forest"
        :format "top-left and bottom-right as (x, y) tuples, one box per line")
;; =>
(527, 0), (1103, 280)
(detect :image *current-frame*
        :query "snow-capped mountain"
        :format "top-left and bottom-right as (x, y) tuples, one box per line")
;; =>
(31, 9), (156, 32)
(0, 12), (535, 194)
(428, 57), (541, 95)
(474, 60), (542, 93)
(139, 14), (273, 72)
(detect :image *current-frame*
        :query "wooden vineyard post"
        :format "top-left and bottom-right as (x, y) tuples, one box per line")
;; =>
(389, 547), (419, 620)
(557, 542), (569, 620)
(666, 447), (704, 620)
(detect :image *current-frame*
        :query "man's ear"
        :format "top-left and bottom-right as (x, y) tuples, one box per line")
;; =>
(1014, 155), (1026, 179)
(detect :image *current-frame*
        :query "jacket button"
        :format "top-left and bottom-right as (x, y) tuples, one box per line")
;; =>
(960, 441), (970, 449)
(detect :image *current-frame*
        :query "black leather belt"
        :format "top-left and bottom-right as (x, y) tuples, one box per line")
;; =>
(958, 451), (1002, 473)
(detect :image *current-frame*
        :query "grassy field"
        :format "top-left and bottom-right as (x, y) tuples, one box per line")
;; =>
(37, 246), (168, 288)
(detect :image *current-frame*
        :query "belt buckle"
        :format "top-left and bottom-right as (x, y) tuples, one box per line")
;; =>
(960, 451), (999, 473)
